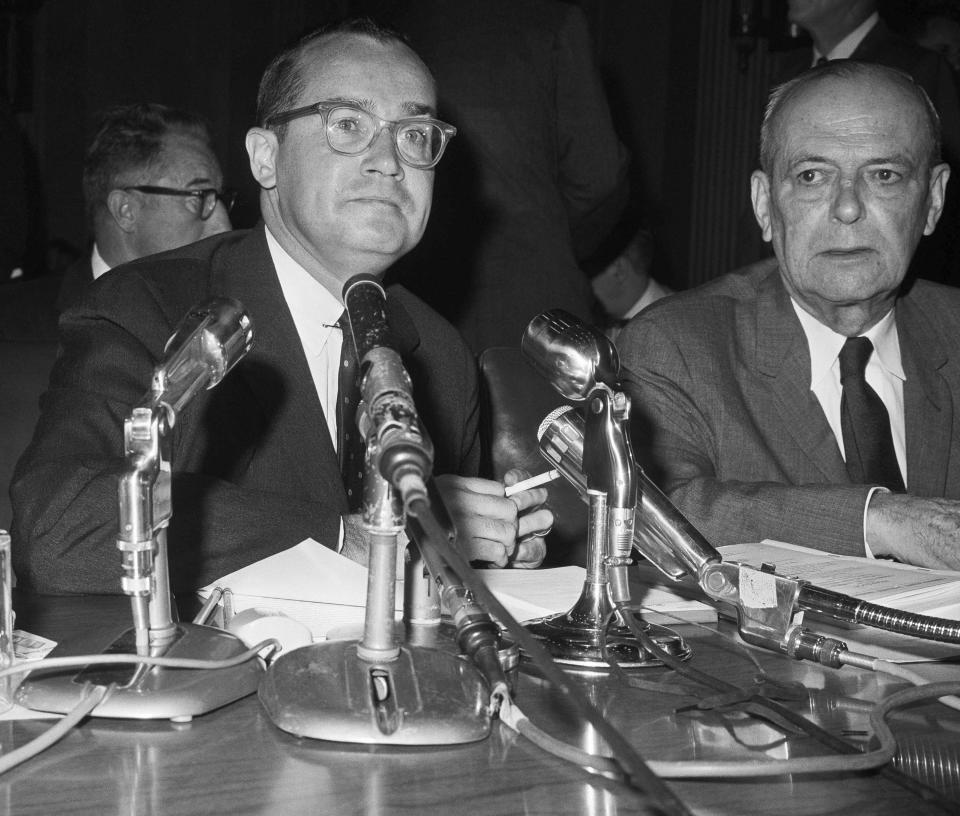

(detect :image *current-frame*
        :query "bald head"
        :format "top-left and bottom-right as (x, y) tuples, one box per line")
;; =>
(759, 61), (941, 176)
(256, 18), (433, 139)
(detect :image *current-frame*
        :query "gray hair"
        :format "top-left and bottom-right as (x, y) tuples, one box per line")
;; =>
(83, 102), (213, 219)
(758, 60), (942, 174)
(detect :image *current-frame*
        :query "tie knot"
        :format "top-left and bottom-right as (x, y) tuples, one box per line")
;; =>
(839, 336), (873, 381)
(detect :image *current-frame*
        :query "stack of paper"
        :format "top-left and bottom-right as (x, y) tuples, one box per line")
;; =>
(199, 539), (716, 641)
(719, 540), (960, 662)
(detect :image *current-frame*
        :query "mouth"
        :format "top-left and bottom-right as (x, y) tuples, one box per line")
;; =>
(818, 247), (874, 260)
(351, 196), (404, 211)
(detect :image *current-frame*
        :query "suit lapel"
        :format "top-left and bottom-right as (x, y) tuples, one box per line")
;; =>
(755, 270), (849, 482)
(211, 227), (345, 506)
(898, 296), (952, 496)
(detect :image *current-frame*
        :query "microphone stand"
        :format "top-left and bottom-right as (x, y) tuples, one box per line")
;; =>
(524, 381), (690, 669)
(18, 299), (263, 721)
(525, 310), (960, 673)
(259, 456), (493, 745)
(17, 395), (263, 721)
(260, 313), (493, 744)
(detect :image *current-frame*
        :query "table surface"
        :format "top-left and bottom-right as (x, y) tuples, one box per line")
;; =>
(2, 591), (959, 816)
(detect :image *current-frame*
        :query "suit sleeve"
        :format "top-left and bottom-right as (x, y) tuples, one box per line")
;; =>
(618, 316), (873, 555)
(553, 5), (630, 260)
(10, 302), (341, 595)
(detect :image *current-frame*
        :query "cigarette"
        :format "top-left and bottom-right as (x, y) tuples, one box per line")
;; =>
(504, 469), (561, 497)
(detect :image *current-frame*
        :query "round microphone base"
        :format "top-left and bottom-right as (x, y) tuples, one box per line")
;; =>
(522, 611), (691, 670)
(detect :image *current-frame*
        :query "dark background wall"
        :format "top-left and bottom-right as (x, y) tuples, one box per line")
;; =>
(2, 0), (936, 291)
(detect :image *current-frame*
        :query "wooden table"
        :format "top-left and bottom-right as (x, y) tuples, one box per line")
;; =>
(2, 592), (958, 815)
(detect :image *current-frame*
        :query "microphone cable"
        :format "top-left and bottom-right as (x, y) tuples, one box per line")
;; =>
(406, 494), (695, 816)
(604, 563), (959, 809)
(0, 639), (278, 777)
(0, 682), (114, 776)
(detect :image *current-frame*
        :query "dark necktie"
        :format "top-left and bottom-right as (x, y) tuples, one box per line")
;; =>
(838, 336), (905, 491)
(336, 313), (365, 512)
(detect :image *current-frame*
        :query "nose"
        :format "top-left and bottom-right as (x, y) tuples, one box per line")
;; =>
(831, 178), (864, 224)
(202, 200), (232, 237)
(361, 126), (404, 178)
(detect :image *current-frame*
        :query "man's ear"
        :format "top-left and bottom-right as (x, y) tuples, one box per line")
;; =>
(924, 162), (951, 235)
(750, 170), (773, 243)
(106, 189), (138, 233)
(246, 127), (279, 190)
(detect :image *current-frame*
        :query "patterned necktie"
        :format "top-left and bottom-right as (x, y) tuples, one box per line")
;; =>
(336, 312), (365, 512)
(838, 336), (905, 491)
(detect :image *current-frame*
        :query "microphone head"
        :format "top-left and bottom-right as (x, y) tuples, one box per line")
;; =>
(153, 297), (253, 415)
(536, 404), (575, 441)
(521, 309), (620, 401)
(342, 273), (395, 360)
(162, 297), (253, 385)
(536, 405), (586, 494)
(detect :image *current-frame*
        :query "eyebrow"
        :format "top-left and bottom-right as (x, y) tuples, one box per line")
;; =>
(333, 96), (437, 117)
(788, 152), (914, 167)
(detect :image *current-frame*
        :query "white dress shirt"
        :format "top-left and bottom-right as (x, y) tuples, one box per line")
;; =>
(265, 227), (350, 551)
(792, 300), (906, 553)
(91, 244), (111, 279)
(265, 227), (344, 453)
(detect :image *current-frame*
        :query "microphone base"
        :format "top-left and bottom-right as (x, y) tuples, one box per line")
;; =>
(523, 612), (691, 669)
(15, 622), (263, 721)
(259, 639), (491, 745)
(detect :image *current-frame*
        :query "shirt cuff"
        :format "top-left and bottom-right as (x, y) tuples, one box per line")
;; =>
(862, 486), (891, 558)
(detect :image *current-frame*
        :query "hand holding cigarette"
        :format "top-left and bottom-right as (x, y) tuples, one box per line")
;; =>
(503, 468), (561, 497)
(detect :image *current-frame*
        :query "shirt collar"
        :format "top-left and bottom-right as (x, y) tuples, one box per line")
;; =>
(90, 243), (111, 279)
(791, 298), (904, 390)
(264, 225), (342, 357)
(813, 11), (879, 62)
(262, 224), (421, 357)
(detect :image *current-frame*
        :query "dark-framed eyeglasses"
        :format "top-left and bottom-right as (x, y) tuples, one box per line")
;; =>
(264, 101), (457, 169)
(123, 185), (237, 219)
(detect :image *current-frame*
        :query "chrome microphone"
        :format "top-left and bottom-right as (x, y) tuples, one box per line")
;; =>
(145, 297), (253, 421)
(537, 405), (721, 582)
(521, 309), (621, 399)
(524, 308), (635, 557)
(342, 275), (433, 507)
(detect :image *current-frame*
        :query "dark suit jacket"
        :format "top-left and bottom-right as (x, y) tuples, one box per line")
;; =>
(618, 260), (960, 555)
(11, 227), (481, 594)
(384, 0), (629, 352)
(56, 254), (94, 314)
(775, 20), (960, 163)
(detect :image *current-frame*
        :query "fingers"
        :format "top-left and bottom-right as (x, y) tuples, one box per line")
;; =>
(517, 507), (553, 541)
(503, 469), (550, 513)
(509, 537), (547, 569)
(434, 472), (552, 569)
(469, 538), (511, 568)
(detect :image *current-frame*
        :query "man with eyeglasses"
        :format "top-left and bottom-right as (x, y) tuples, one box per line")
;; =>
(12, 19), (552, 594)
(56, 102), (234, 312)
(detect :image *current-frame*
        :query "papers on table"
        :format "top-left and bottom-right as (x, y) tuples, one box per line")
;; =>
(199, 538), (716, 641)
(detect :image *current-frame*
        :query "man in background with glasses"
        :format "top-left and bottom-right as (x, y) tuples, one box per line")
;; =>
(57, 102), (234, 312)
(13, 19), (551, 595)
